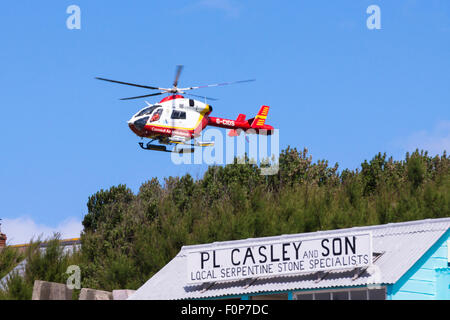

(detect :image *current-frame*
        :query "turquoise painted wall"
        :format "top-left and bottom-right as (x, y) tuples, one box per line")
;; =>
(388, 231), (449, 300)
(435, 268), (449, 300)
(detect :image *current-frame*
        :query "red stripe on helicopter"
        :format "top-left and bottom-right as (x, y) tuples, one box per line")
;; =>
(147, 126), (193, 137)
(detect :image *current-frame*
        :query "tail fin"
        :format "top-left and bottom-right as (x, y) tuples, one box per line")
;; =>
(251, 105), (270, 128)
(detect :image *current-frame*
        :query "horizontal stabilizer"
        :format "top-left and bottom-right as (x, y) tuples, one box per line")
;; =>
(195, 141), (215, 147)
(228, 129), (239, 137)
(169, 135), (186, 144)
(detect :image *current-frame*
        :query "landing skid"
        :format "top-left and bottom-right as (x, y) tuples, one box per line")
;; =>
(138, 142), (194, 154)
(138, 142), (171, 152)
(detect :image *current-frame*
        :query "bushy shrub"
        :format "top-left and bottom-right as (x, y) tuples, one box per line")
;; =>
(0, 234), (81, 300)
(76, 147), (448, 292)
(3, 147), (447, 298)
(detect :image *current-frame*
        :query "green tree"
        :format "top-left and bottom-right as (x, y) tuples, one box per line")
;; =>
(82, 184), (134, 232)
(71, 147), (449, 294)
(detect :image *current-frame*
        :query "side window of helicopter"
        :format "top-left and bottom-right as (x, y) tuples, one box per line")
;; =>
(150, 108), (162, 122)
(171, 110), (186, 120)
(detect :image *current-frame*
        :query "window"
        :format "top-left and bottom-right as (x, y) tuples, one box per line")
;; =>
(368, 288), (386, 300)
(314, 292), (331, 300)
(133, 116), (149, 130)
(150, 108), (162, 122)
(171, 110), (186, 120)
(250, 293), (289, 300)
(332, 291), (349, 300)
(350, 290), (367, 300)
(295, 294), (313, 300)
(136, 105), (159, 117)
(294, 287), (386, 300)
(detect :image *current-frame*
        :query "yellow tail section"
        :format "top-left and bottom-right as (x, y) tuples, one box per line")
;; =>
(251, 105), (270, 128)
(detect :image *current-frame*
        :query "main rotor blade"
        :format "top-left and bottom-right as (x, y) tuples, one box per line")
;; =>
(183, 93), (218, 101)
(173, 65), (183, 87)
(120, 92), (165, 100)
(96, 77), (161, 90)
(183, 79), (255, 91)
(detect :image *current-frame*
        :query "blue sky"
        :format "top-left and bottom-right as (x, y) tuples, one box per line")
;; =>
(0, 1), (449, 243)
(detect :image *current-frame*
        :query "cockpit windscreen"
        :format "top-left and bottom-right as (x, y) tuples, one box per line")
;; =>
(135, 105), (160, 117)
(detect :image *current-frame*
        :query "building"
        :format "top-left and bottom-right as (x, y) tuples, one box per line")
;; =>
(0, 238), (81, 290)
(6, 238), (81, 255)
(0, 233), (6, 248)
(128, 217), (450, 300)
(0, 218), (7, 248)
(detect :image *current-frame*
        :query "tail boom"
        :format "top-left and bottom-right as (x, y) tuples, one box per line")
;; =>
(208, 105), (273, 135)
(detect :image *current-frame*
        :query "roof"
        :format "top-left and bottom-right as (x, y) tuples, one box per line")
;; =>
(8, 238), (81, 249)
(128, 218), (450, 300)
(0, 238), (81, 290)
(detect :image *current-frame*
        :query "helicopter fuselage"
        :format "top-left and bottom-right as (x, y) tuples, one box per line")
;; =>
(128, 95), (274, 146)
(128, 95), (210, 143)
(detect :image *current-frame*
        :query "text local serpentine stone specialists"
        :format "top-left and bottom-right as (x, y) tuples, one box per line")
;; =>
(187, 233), (372, 283)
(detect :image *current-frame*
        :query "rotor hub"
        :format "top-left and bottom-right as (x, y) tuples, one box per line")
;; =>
(159, 94), (184, 103)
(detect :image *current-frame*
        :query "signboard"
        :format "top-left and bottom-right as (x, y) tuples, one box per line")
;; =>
(187, 232), (372, 284)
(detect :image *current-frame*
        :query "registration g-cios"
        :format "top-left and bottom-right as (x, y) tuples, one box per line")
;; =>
(225, 304), (269, 315)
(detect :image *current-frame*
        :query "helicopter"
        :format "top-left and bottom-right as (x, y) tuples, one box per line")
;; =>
(96, 65), (274, 153)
